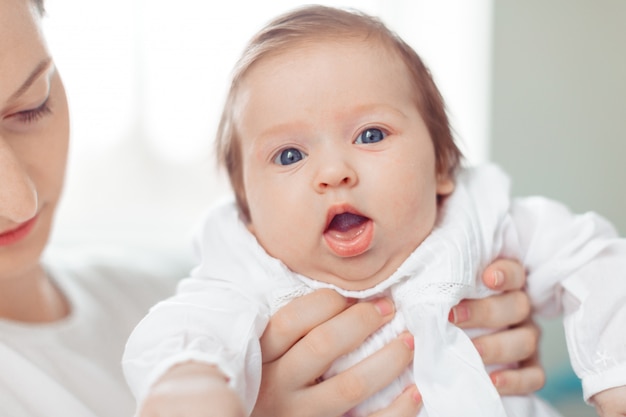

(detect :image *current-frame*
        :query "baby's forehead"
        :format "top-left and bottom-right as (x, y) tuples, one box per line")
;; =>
(230, 33), (424, 132)
(243, 35), (411, 89)
(239, 36), (414, 93)
(265, 34), (394, 61)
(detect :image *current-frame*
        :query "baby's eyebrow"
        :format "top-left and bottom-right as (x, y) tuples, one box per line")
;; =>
(341, 103), (408, 120)
(256, 121), (308, 142)
(9, 57), (53, 101)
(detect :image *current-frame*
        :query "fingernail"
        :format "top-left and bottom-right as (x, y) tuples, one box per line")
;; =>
(413, 390), (422, 404)
(449, 303), (469, 324)
(374, 298), (394, 316)
(400, 332), (414, 350)
(408, 385), (422, 404)
(491, 373), (503, 388)
(491, 270), (504, 289)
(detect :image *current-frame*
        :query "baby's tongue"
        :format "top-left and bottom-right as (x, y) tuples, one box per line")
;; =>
(327, 213), (368, 240)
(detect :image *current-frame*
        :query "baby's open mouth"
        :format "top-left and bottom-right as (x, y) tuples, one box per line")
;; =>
(324, 212), (373, 257)
(327, 212), (369, 237)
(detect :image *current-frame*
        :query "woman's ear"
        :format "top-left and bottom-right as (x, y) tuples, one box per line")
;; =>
(436, 173), (455, 196)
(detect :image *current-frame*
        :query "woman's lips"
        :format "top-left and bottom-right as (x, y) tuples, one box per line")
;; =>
(323, 211), (374, 257)
(0, 215), (38, 247)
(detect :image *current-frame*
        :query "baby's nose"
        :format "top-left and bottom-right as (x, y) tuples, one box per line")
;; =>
(313, 155), (358, 192)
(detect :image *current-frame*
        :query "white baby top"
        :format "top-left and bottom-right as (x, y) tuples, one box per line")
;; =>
(0, 247), (182, 417)
(123, 164), (626, 417)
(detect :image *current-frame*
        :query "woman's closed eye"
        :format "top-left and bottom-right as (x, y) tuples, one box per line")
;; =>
(9, 97), (52, 124)
(273, 147), (307, 166)
(355, 127), (387, 144)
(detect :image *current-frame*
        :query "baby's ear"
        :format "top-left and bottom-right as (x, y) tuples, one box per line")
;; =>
(436, 174), (455, 196)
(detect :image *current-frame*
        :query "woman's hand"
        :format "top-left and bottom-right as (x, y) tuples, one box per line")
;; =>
(252, 290), (421, 417)
(252, 258), (543, 417)
(450, 259), (545, 396)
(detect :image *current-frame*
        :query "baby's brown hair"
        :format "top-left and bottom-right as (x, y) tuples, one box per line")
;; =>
(215, 5), (462, 221)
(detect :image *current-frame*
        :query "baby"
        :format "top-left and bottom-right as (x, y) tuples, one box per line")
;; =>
(123, 5), (626, 417)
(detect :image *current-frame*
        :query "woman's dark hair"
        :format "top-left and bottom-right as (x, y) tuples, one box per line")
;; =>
(32, 0), (45, 15)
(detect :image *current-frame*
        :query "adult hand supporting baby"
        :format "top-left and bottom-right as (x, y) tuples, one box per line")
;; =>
(452, 258), (544, 396)
(254, 289), (419, 417)
(252, 258), (542, 417)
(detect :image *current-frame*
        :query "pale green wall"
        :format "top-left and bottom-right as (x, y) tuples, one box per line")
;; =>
(492, 1), (626, 233)
(491, 2), (626, 416)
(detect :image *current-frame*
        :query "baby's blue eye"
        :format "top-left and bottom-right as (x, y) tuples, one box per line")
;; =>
(356, 128), (386, 144)
(274, 148), (306, 165)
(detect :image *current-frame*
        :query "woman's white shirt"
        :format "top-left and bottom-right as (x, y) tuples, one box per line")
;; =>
(0, 247), (183, 417)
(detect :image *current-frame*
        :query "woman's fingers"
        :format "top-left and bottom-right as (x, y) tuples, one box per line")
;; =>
(255, 291), (404, 417)
(368, 385), (422, 417)
(473, 319), (544, 396)
(472, 320), (540, 365)
(256, 331), (414, 417)
(451, 290), (531, 329)
(450, 258), (530, 329)
(490, 351), (546, 395)
(271, 297), (396, 387)
(481, 258), (527, 291)
(447, 258), (547, 398)
(302, 332), (415, 417)
(260, 289), (352, 362)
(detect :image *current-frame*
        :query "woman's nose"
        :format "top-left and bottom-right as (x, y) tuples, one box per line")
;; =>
(0, 138), (38, 223)
(313, 152), (358, 193)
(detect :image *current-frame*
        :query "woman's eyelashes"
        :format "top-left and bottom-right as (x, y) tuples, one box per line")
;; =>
(12, 97), (52, 124)
(355, 127), (387, 144)
(273, 147), (307, 166)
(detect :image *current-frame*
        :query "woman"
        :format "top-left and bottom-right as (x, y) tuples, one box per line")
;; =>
(0, 0), (542, 416)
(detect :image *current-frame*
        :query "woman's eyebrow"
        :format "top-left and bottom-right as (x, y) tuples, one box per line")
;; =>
(9, 57), (53, 101)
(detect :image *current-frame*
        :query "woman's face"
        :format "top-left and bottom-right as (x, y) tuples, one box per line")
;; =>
(0, 0), (69, 280)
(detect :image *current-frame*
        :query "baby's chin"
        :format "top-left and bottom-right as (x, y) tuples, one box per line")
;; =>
(297, 253), (405, 293)
(311, 231), (432, 293)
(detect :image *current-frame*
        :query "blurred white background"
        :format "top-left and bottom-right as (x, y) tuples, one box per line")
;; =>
(44, 0), (493, 253)
(42, 1), (626, 416)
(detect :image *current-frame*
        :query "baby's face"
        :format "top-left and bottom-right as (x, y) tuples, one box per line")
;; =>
(236, 39), (453, 290)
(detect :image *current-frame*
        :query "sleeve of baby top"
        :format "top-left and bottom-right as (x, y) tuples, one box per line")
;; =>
(122, 277), (270, 414)
(122, 200), (275, 415)
(505, 196), (626, 401)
